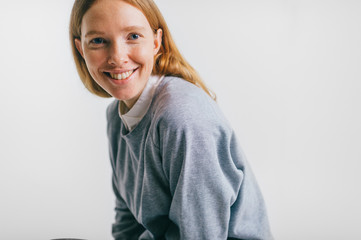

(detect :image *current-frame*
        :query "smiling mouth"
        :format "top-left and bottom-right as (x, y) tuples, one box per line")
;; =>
(105, 69), (136, 80)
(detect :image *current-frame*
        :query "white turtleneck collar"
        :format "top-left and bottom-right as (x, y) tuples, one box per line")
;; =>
(118, 75), (164, 131)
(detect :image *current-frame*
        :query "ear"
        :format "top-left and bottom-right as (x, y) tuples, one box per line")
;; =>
(74, 38), (84, 58)
(153, 28), (163, 55)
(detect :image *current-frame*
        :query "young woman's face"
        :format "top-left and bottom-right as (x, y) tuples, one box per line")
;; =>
(75, 0), (162, 108)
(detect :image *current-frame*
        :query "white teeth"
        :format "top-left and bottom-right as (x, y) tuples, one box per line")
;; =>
(109, 70), (134, 80)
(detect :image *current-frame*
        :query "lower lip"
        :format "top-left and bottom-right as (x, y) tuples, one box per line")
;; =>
(107, 69), (136, 85)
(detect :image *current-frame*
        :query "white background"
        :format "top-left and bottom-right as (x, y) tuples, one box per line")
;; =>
(1, 0), (360, 239)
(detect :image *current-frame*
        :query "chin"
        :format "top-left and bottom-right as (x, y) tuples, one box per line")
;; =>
(111, 91), (137, 102)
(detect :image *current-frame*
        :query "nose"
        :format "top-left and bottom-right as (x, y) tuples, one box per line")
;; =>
(107, 42), (128, 65)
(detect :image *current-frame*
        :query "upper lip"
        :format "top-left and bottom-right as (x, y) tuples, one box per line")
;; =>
(103, 67), (137, 74)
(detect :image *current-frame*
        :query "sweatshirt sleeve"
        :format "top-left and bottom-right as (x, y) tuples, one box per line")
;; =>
(111, 175), (146, 240)
(157, 97), (272, 239)
(106, 101), (146, 240)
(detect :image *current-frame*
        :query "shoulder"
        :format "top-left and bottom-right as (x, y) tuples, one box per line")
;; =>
(151, 76), (231, 133)
(106, 99), (119, 121)
(106, 99), (121, 133)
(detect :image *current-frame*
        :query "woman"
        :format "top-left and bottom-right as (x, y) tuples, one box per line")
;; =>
(69, 0), (273, 239)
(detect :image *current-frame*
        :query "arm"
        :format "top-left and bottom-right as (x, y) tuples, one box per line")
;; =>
(111, 175), (145, 240)
(159, 114), (272, 239)
(106, 101), (145, 239)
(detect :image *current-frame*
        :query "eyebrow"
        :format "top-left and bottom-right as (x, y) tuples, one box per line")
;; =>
(84, 26), (147, 38)
(122, 25), (147, 32)
(84, 30), (105, 38)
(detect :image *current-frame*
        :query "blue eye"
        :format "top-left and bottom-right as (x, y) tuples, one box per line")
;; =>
(129, 34), (140, 40)
(90, 38), (105, 44)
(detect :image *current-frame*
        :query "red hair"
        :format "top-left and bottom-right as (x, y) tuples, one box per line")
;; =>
(69, 0), (215, 100)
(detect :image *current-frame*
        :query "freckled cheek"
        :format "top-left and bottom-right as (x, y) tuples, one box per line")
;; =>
(130, 46), (155, 69)
(84, 51), (107, 70)
(82, 53), (105, 83)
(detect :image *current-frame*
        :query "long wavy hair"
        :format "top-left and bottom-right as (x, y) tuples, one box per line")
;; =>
(69, 0), (215, 100)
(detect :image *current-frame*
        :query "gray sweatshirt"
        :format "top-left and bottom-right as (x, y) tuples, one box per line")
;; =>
(106, 76), (273, 239)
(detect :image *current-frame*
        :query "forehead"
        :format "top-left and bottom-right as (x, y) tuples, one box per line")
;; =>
(81, 0), (151, 33)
